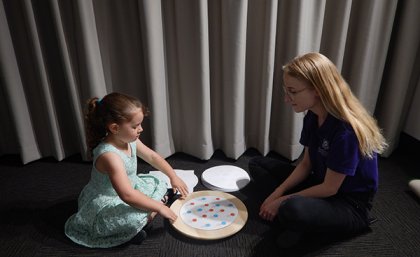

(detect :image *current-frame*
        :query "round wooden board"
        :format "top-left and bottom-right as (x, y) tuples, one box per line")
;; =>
(170, 190), (248, 240)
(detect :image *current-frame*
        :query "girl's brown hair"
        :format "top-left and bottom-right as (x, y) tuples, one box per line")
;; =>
(84, 92), (149, 153)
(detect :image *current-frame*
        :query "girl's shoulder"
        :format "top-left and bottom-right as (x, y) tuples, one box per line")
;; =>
(92, 142), (121, 162)
(93, 142), (117, 156)
(93, 141), (137, 159)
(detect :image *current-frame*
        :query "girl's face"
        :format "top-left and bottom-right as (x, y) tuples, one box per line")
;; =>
(282, 73), (320, 113)
(116, 108), (144, 143)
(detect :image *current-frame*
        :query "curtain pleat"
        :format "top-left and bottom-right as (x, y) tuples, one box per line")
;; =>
(1, 0), (419, 164)
(212, 0), (248, 158)
(341, 0), (398, 112)
(25, 0), (66, 160)
(244, 0), (278, 156)
(74, 0), (107, 96)
(52, 0), (87, 159)
(163, 0), (214, 159)
(0, 1), (39, 163)
(320, 0), (352, 70)
(375, 0), (420, 156)
(138, 0), (175, 157)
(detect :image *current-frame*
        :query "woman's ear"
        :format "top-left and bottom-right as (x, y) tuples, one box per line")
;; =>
(108, 123), (119, 135)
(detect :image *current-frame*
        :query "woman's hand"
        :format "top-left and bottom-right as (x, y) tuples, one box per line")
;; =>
(260, 187), (284, 210)
(259, 195), (288, 221)
(170, 176), (189, 198)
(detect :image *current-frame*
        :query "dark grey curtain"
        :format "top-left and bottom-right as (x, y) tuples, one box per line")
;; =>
(1, 0), (419, 164)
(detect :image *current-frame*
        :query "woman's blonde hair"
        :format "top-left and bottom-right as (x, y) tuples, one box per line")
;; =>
(283, 52), (387, 158)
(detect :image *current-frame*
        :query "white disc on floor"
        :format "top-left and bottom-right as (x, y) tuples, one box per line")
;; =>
(201, 165), (250, 192)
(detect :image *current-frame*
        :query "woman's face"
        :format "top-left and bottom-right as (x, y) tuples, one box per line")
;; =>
(282, 73), (320, 113)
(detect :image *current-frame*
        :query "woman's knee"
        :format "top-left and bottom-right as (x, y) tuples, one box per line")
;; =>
(248, 156), (266, 170)
(277, 196), (308, 225)
(248, 157), (268, 179)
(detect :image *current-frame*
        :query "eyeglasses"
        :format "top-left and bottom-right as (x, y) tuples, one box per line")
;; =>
(282, 86), (308, 100)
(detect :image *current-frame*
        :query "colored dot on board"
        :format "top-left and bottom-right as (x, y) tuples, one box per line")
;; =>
(192, 219), (197, 222)
(230, 213), (235, 216)
(205, 204), (209, 206)
(216, 198), (220, 200)
(215, 204), (220, 207)
(209, 209), (214, 212)
(221, 221), (227, 225)
(202, 214), (207, 218)
(213, 214), (218, 217)
(205, 224), (211, 227)
(190, 202), (195, 205)
(187, 210), (192, 214)
(228, 204), (233, 207)
(197, 208), (203, 212)
(201, 197), (206, 200)
(220, 209), (225, 212)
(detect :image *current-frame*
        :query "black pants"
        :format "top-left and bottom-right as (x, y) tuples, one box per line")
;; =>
(249, 156), (373, 235)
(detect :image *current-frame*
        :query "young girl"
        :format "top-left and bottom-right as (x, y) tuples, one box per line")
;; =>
(249, 53), (387, 248)
(65, 92), (189, 248)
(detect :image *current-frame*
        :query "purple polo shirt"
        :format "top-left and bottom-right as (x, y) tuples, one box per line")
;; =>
(300, 111), (378, 193)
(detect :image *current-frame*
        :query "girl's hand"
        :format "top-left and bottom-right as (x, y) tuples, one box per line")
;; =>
(158, 205), (178, 222)
(170, 176), (189, 198)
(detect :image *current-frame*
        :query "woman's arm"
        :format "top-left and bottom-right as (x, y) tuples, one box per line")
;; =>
(136, 139), (189, 197)
(269, 147), (312, 199)
(259, 153), (346, 221)
(259, 147), (312, 221)
(274, 147), (346, 199)
(96, 152), (177, 221)
(287, 168), (346, 198)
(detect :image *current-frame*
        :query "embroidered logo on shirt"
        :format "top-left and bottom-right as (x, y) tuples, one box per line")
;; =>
(318, 139), (329, 156)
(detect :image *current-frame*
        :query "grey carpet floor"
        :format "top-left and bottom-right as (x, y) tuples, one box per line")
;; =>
(1, 145), (419, 257)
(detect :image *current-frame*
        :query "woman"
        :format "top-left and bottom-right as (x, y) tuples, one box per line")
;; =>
(249, 53), (387, 248)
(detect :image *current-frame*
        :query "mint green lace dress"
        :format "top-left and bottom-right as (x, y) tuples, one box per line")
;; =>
(65, 141), (167, 248)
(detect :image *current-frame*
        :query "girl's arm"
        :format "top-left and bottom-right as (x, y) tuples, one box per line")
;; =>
(136, 139), (189, 197)
(96, 152), (177, 221)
